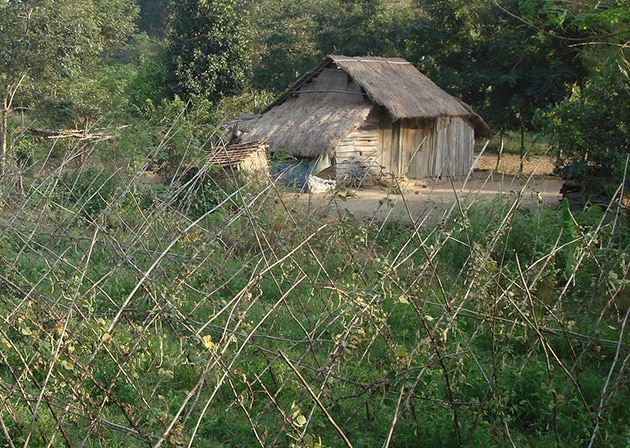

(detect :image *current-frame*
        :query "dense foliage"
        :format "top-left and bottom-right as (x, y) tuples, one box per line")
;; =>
(166, 0), (252, 100)
(385, 0), (579, 139)
(137, 0), (170, 37)
(0, 0), (138, 174)
(530, 0), (630, 181)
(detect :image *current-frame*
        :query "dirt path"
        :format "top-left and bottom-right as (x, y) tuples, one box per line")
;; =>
(287, 154), (564, 225)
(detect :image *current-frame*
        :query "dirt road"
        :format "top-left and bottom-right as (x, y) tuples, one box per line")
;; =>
(287, 154), (564, 225)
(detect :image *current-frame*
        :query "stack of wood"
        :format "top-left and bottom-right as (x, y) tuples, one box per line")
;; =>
(29, 126), (128, 141)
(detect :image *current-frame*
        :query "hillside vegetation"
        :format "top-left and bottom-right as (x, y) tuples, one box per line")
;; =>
(0, 134), (628, 446)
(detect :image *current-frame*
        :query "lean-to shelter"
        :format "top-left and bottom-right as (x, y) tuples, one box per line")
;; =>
(205, 139), (269, 186)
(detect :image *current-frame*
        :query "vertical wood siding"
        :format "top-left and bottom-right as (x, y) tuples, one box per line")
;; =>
(441, 117), (474, 177)
(400, 117), (474, 178)
(379, 118), (401, 176)
(332, 111), (474, 180)
(402, 118), (433, 178)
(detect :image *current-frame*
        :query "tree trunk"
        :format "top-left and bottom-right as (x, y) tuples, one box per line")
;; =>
(1, 76), (25, 179)
(1, 93), (22, 196)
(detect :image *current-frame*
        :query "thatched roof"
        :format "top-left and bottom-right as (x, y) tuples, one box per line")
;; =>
(207, 139), (267, 167)
(241, 55), (490, 158)
(241, 101), (373, 159)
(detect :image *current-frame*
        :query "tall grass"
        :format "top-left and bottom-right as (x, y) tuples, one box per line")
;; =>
(0, 130), (628, 447)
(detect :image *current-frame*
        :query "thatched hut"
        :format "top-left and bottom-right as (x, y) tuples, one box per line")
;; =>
(240, 55), (490, 181)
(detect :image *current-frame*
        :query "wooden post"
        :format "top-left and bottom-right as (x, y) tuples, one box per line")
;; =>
(520, 121), (525, 173)
(495, 133), (504, 172)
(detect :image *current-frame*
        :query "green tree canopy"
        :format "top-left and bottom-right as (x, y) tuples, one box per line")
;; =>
(313, 0), (411, 57)
(166, 0), (253, 100)
(249, 0), (321, 93)
(0, 0), (138, 175)
(137, 0), (170, 37)
(406, 0), (587, 135)
(529, 0), (630, 180)
(249, 0), (417, 93)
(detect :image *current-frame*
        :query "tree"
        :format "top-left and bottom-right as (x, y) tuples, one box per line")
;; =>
(314, 0), (392, 56)
(407, 0), (586, 134)
(249, 0), (321, 93)
(0, 0), (138, 176)
(248, 0), (418, 93)
(540, 76), (629, 179)
(125, 33), (170, 117)
(166, 0), (252, 100)
(528, 0), (630, 182)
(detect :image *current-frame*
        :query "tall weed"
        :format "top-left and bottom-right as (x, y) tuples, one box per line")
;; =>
(0, 132), (628, 447)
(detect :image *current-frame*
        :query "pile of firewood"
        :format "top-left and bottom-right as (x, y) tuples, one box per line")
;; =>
(29, 126), (129, 141)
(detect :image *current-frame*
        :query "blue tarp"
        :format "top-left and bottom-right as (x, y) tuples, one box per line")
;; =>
(270, 158), (312, 191)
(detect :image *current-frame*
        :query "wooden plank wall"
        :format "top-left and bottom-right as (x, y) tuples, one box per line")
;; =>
(440, 117), (474, 177)
(333, 112), (474, 180)
(379, 118), (401, 176)
(335, 112), (381, 181)
(401, 118), (433, 178)
(404, 117), (474, 178)
(379, 118), (394, 174)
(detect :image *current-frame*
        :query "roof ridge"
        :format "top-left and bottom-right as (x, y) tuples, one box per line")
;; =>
(333, 58), (411, 65)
